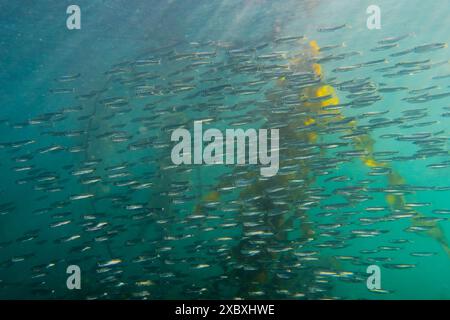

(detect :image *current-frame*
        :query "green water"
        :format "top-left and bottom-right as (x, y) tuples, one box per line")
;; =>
(0, 0), (449, 299)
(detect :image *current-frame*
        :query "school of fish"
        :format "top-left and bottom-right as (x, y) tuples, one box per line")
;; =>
(1, 24), (450, 300)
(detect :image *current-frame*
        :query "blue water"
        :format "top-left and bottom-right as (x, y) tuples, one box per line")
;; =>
(0, 0), (449, 299)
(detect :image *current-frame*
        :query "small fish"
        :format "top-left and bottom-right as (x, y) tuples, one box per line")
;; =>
(317, 24), (348, 32)
(413, 43), (447, 53)
(98, 259), (122, 268)
(70, 193), (95, 201)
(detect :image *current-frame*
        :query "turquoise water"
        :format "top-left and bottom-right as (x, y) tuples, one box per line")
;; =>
(1, 0), (449, 299)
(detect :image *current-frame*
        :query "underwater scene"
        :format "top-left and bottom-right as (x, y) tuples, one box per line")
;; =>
(1, 0), (450, 300)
